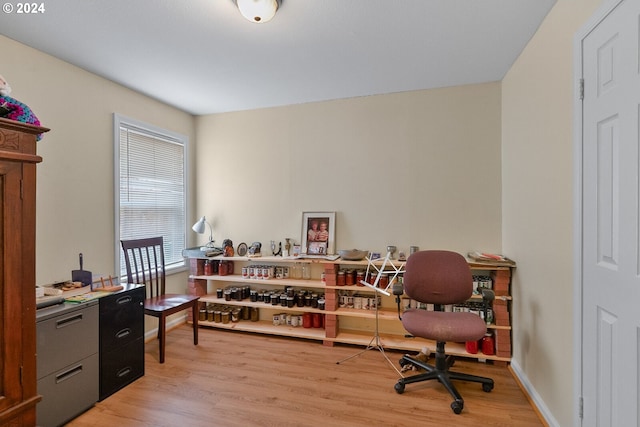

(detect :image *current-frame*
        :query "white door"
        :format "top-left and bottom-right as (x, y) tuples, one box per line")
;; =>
(582, 0), (640, 425)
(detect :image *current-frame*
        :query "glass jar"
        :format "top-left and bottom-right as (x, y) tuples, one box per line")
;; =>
(337, 271), (346, 286)
(291, 263), (302, 279)
(356, 270), (365, 286)
(302, 264), (311, 280)
(204, 260), (213, 276)
(481, 333), (495, 355)
(219, 261), (229, 276)
(379, 273), (389, 289)
(221, 311), (230, 324)
(250, 307), (259, 322)
(345, 270), (355, 286)
(465, 340), (479, 354)
(302, 312), (312, 328)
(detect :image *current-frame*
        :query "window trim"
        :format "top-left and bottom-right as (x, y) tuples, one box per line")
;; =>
(113, 113), (190, 280)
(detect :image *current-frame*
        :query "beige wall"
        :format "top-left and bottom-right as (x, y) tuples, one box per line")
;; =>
(0, 36), (195, 315)
(502, 0), (602, 425)
(195, 83), (502, 256)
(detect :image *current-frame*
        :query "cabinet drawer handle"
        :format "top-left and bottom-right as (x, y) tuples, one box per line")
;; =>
(55, 313), (83, 329)
(116, 295), (132, 305)
(55, 364), (83, 384)
(117, 366), (132, 378)
(116, 328), (131, 339)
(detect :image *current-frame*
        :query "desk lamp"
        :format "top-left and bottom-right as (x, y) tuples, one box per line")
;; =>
(192, 216), (216, 251)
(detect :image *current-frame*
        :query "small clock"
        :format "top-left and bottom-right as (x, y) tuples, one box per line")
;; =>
(237, 242), (248, 257)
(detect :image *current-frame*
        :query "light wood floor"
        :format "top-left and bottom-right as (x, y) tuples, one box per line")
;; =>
(67, 324), (545, 427)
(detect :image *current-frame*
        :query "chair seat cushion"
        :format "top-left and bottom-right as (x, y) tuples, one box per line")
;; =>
(144, 293), (200, 312)
(402, 309), (487, 343)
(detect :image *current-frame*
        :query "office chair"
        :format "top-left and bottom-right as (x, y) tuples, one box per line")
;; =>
(121, 237), (200, 363)
(393, 250), (494, 414)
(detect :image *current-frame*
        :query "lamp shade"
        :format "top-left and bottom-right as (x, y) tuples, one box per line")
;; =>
(237, 0), (278, 23)
(192, 216), (214, 249)
(192, 216), (207, 234)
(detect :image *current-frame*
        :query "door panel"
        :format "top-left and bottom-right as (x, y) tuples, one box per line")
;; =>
(582, 0), (640, 425)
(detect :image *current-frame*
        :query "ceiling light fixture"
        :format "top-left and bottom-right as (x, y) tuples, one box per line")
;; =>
(237, 0), (279, 24)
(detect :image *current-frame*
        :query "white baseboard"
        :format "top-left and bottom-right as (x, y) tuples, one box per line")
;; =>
(510, 359), (559, 427)
(143, 313), (188, 341)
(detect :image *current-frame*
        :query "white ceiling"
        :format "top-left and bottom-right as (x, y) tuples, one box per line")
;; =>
(1, 0), (556, 115)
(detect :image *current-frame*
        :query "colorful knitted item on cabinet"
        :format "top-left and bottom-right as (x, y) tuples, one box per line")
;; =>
(0, 95), (42, 140)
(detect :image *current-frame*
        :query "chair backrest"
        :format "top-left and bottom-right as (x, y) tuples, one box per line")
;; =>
(403, 250), (473, 305)
(121, 236), (166, 298)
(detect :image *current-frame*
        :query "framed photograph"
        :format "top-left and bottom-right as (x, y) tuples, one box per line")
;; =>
(301, 211), (336, 255)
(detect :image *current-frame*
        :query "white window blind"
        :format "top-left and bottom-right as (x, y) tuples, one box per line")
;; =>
(115, 114), (187, 276)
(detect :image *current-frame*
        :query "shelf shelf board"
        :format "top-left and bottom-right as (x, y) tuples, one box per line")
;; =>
(198, 319), (327, 340)
(191, 275), (328, 289)
(330, 330), (511, 362)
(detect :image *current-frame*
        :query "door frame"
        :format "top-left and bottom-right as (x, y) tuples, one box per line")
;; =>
(573, 1), (625, 426)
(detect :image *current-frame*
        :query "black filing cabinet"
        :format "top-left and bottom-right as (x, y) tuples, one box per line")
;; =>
(99, 284), (145, 401)
(37, 301), (99, 427)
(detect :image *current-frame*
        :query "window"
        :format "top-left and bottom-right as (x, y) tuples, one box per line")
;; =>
(114, 114), (188, 277)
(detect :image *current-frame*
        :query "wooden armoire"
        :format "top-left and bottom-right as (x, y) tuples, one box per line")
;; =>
(0, 117), (48, 426)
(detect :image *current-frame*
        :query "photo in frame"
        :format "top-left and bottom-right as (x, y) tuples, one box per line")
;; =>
(301, 211), (336, 255)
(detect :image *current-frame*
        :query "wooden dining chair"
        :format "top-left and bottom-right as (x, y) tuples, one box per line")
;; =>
(121, 236), (200, 363)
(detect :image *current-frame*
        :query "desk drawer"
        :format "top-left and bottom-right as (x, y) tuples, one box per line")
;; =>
(37, 303), (99, 379)
(37, 353), (99, 427)
(99, 337), (144, 401)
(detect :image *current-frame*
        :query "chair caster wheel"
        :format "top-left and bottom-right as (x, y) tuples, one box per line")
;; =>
(483, 382), (494, 392)
(394, 381), (405, 394)
(451, 399), (464, 414)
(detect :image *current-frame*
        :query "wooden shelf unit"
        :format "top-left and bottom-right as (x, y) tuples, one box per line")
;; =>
(185, 252), (514, 363)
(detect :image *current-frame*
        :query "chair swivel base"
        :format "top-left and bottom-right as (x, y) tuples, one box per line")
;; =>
(394, 351), (494, 414)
